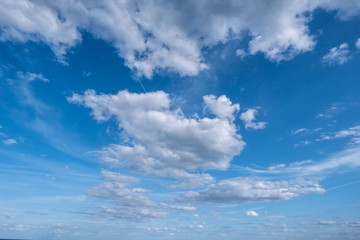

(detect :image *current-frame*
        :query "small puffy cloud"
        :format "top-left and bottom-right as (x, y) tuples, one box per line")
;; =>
(240, 109), (267, 130)
(203, 95), (240, 121)
(68, 90), (245, 188)
(2, 139), (18, 145)
(322, 43), (351, 65)
(244, 210), (259, 217)
(6, 215), (15, 219)
(175, 178), (324, 204)
(356, 38), (360, 50)
(236, 49), (248, 60)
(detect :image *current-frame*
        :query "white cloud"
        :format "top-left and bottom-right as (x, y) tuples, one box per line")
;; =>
(1, 1), (360, 77)
(3, 139), (18, 145)
(268, 164), (286, 171)
(292, 128), (307, 135)
(240, 109), (267, 130)
(244, 210), (259, 217)
(316, 103), (343, 119)
(236, 49), (248, 60)
(203, 95), (240, 121)
(6, 214), (15, 219)
(323, 125), (360, 142)
(189, 224), (206, 229)
(259, 146), (360, 176)
(16, 71), (49, 83)
(356, 38), (360, 49)
(294, 140), (312, 148)
(0, 223), (29, 232)
(318, 220), (336, 225)
(101, 169), (139, 184)
(175, 178), (324, 204)
(322, 43), (351, 65)
(86, 170), (194, 221)
(68, 90), (245, 188)
(0, 0), (81, 64)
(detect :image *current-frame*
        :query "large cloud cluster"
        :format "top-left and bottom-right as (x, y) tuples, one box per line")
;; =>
(68, 90), (245, 188)
(1, 0), (360, 77)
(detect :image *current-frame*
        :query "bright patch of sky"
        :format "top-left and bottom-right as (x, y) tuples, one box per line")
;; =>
(0, 1), (360, 239)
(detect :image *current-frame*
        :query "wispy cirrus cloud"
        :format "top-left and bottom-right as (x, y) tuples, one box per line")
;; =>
(250, 145), (360, 176)
(291, 128), (307, 135)
(6, 71), (90, 159)
(322, 125), (360, 144)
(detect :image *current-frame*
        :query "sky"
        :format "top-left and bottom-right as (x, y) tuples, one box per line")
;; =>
(0, 0), (360, 239)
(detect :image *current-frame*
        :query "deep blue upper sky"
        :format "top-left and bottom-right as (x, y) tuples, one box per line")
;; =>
(0, 1), (360, 239)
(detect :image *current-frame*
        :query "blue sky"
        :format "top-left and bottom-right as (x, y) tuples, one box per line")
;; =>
(0, 1), (360, 239)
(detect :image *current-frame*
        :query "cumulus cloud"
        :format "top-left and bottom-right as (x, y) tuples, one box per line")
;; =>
(0, 0), (81, 64)
(240, 109), (267, 130)
(1, 1), (360, 77)
(356, 38), (360, 49)
(322, 43), (351, 65)
(203, 95), (240, 121)
(175, 178), (324, 204)
(86, 170), (194, 221)
(244, 210), (259, 217)
(68, 90), (245, 188)
(2, 139), (18, 145)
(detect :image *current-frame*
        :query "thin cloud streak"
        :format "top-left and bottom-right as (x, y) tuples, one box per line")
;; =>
(242, 146), (360, 177)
